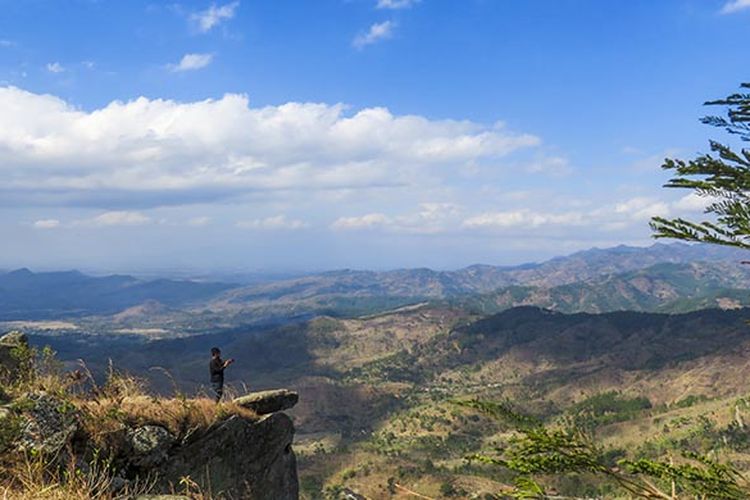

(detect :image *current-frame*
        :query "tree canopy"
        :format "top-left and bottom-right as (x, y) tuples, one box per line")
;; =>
(650, 83), (750, 248)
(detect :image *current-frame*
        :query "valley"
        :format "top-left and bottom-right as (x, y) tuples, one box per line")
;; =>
(5, 242), (750, 498)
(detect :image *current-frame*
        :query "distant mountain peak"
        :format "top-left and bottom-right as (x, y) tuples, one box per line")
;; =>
(8, 268), (33, 276)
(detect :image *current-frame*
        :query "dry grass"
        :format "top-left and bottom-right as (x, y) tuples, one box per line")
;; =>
(0, 437), (167, 500)
(1, 347), (256, 500)
(79, 395), (257, 447)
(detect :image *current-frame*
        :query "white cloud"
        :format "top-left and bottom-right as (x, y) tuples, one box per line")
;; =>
(459, 196), (677, 233)
(188, 216), (212, 226)
(236, 215), (307, 230)
(33, 219), (60, 229)
(614, 197), (670, 220)
(672, 193), (719, 212)
(332, 213), (390, 230)
(525, 155), (572, 175)
(191, 1), (239, 32)
(332, 203), (462, 233)
(377, 0), (419, 9)
(170, 53), (214, 72)
(46, 62), (64, 73)
(391, 203), (462, 234)
(353, 21), (395, 49)
(0, 87), (539, 207)
(79, 211), (152, 227)
(721, 0), (750, 13)
(463, 210), (586, 229)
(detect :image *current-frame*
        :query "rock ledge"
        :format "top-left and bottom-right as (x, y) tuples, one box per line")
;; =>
(234, 389), (299, 415)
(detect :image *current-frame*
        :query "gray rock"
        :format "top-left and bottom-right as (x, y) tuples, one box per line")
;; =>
(155, 413), (298, 499)
(16, 392), (78, 455)
(234, 389), (299, 415)
(0, 331), (28, 345)
(0, 331), (28, 383)
(340, 488), (367, 499)
(127, 425), (175, 467)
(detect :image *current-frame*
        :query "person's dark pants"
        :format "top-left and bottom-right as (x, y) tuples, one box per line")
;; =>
(212, 381), (224, 403)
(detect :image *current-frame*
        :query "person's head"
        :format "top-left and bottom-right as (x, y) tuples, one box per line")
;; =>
(210, 347), (221, 358)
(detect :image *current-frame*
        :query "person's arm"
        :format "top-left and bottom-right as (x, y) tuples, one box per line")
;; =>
(223, 358), (235, 368)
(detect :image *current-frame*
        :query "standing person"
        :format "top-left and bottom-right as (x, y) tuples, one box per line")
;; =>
(209, 347), (234, 403)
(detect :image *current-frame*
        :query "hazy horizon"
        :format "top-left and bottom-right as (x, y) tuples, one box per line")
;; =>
(0, 241), (740, 279)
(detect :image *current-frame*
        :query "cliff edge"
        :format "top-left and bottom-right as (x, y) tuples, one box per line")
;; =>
(0, 331), (300, 499)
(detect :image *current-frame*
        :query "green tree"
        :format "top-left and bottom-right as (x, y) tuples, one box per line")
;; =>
(650, 83), (750, 248)
(455, 400), (750, 499)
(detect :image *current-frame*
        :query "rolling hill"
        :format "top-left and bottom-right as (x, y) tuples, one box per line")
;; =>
(0, 268), (236, 320)
(24, 303), (750, 497)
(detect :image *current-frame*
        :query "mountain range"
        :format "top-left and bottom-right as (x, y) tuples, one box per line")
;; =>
(2, 242), (750, 325)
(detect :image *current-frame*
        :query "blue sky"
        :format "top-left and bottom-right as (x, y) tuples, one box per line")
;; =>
(0, 0), (748, 273)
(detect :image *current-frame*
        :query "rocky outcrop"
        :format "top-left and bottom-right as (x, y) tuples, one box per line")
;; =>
(3, 387), (300, 500)
(157, 412), (298, 499)
(143, 390), (301, 498)
(0, 330), (301, 498)
(234, 389), (299, 415)
(0, 331), (27, 383)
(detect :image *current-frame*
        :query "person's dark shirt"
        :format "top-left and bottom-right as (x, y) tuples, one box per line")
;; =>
(209, 357), (225, 384)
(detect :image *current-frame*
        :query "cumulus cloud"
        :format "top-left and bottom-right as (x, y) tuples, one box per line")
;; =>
(190, 1), (239, 32)
(721, 0), (750, 13)
(78, 211), (152, 227)
(614, 197), (670, 220)
(377, 0), (419, 9)
(46, 62), (64, 73)
(463, 210), (586, 229)
(672, 193), (719, 212)
(0, 86), (539, 208)
(332, 203), (462, 233)
(170, 53), (214, 72)
(236, 215), (307, 230)
(391, 203), (462, 233)
(461, 196), (678, 233)
(353, 21), (395, 49)
(33, 219), (60, 229)
(332, 213), (390, 230)
(330, 196), (683, 236)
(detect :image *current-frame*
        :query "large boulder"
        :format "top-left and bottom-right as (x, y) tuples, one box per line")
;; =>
(0, 331), (28, 383)
(15, 392), (78, 455)
(127, 425), (175, 467)
(234, 389), (299, 415)
(155, 412), (298, 499)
